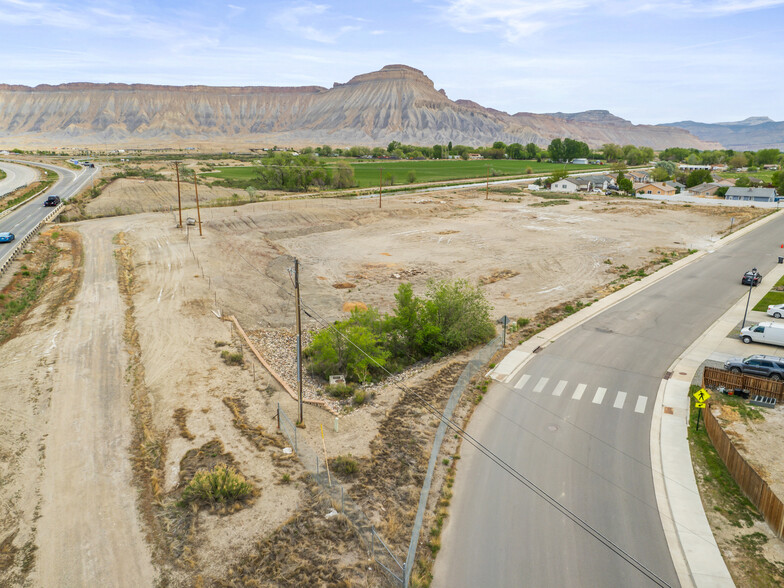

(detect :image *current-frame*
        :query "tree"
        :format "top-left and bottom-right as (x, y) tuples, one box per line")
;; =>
(617, 171), (633, 194)
(728, 153), (748, 169)
(492, 141), (507, 150)
(655, 160), (677, 176)
(547, 169), (569, 185)
(432, 144), (443, 159)
(506, 143), (524, 160)
(548, 138), (566, 162)
(486, 148), (505, 159)
(685, 169), (713, 188)
(757, 148), (781, 166)
(387, 141), (402, 154)
(447, 141), (453, 153)
(651, 167), (670, 182)
(602, 143), (623, 162)
(735, 176), (751, 187)
(332, 162), (355, 189)
(525, 142), (539, 159)
(421, 280), (495, 352)
(564, 138), (590, 161)
(772, 171), (784, 194)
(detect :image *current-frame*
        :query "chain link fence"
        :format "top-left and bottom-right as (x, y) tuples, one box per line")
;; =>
(277, 404), (404, 585)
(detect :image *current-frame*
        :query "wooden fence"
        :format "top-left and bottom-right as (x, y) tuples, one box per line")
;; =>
(703, 403), (784, 539)
(703, 366), (784, 402)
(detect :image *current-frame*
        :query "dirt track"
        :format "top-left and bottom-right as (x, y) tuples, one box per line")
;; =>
(32, 224), (154, 586)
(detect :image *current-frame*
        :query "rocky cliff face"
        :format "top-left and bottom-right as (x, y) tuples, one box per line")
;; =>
(0, 64), (716, 149)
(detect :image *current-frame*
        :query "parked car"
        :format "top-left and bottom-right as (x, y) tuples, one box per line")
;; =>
(767, 304), (784, 318)
(724, 354), (784, 380)
(740, 321), (784, 345)
(44, 195), (61, 206)
(0, 232), (14, 243)
(742, 270), (762, 286)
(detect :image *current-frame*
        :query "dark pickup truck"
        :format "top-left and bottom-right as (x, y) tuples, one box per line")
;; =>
(44, 195), (61, 207)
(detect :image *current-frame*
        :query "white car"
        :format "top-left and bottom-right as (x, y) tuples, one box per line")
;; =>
(767, 304), (784, 318)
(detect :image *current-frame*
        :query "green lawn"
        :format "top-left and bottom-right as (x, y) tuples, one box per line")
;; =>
(203, 159), (609, 188)
(719, 170), (776, 183)
(752, 274), (784, 311)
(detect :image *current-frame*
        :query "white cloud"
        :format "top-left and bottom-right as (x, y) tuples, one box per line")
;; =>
(269, 2), (360, 44)
(439, 0), (784, 41)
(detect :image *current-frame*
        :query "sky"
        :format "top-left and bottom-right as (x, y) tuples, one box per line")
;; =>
(0, 0), (783, 124)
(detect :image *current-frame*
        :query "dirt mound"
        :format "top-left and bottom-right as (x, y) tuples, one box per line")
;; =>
(342, 301), (368, 312)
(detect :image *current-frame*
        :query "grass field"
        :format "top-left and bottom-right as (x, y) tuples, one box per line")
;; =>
(752, 274), (784, 311)
(202, 159), (608, 188)
(719, 170), (776, 183)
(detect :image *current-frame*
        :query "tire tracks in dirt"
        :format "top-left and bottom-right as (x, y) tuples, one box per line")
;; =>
(32, 225), (155, 587)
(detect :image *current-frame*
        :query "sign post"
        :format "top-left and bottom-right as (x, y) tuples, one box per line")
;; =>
(692, 388), (711, 431)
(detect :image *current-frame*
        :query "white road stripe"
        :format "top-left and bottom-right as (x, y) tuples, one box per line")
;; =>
(635, 396), (648, 414)
(613, 391), (627, 409)
(572, 383), (587, 400)
(552, 380), (568, 397)
(514, 374), (531, 390)
(592, 387), (607, 404)
(533, 377), (549, 393)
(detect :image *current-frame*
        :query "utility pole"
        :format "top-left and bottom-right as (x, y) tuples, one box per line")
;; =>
(174, 162), (183, 228)
(193, 169), (203, 237)
(294, 259), (304, 424)
(379, 166), (383, 209)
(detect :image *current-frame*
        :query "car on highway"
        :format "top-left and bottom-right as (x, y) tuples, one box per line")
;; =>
(44, 195), (61, 206)
(0, 232), (15, 243)
(742, 270), (762, 286)
(767, 304), (784, 318)
(724, 354), (784, 380)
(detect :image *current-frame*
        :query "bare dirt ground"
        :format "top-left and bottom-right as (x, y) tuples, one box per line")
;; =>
(0, 180), (777, 586)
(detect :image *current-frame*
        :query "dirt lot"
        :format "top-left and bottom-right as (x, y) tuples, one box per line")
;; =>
(0, 180), (776, 585)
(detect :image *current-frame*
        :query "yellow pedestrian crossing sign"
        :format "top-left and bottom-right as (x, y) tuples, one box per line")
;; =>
(693, 388), (711, 403)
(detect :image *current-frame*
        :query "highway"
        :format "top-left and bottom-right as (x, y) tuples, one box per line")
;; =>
(0, 160), (97, 268)
(0, 160), (40, 197)
(435, 213), (784, 586)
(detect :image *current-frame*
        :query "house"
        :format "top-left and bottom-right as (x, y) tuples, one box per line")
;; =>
(689, 183), (722, 197)
(627, 170), (652, 183)
(763, 164), (780, 171)
(665, 181), (685, 193)
(636, 182), (676, 196)
(550, 178), (579, 192)
(725, 187), (778, 202)
(468, 153), (483, 160)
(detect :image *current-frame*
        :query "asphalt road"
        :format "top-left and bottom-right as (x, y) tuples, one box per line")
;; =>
(0, 160), (40, 197)
(435, 212), (784, 587)
(0, 161), (97, 266)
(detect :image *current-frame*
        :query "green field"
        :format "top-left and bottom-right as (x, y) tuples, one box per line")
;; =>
(203, 159), (608, 188)
(719, 170), (776, 182)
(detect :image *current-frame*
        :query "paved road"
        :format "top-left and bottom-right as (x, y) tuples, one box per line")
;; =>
(435, 214), (784, 586)
(0, 161), (97, 266)
(0, 160), (39, 196)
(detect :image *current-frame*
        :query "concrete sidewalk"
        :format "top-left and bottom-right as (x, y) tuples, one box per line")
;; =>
(488, 208), (784, 588)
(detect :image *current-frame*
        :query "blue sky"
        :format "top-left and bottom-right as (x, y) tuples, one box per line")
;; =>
(0, 0), (782, 124)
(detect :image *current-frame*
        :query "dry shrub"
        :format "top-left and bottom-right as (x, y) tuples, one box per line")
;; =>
(180, 464), (253, 506)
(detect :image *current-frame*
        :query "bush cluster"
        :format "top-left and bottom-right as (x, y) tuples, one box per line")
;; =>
(305, 279), (495, 383)
(180, 464), (252, 505)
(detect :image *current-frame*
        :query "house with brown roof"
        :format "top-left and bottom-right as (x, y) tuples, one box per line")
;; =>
(688, 183), (722, 197)
(635, 182), (676, 196)
(627, 170), (652, 183)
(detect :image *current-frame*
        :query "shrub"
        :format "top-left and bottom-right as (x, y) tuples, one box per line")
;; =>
(180, 464), (252, 505)
(353, 390), (366, 405)
(332, 455), (358, 476)
(516, 317), (530, 327)
(325, 383), (355, 399)
(220, 350), (244, 366)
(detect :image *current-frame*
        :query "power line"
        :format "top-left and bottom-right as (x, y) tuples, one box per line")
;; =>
(204, 211), (677, 586)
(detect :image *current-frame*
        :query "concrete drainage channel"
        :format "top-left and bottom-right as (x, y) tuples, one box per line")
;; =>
(0, 203), (63, 277)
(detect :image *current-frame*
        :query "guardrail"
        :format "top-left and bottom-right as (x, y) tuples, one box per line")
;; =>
(0, 186), (50, 222)
(0, 203), (63, 277)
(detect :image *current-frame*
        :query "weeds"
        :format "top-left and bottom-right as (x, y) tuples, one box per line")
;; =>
(220, 349), (244, 366)
(179, 464), (253, 506)
(331, 455), (359, 477)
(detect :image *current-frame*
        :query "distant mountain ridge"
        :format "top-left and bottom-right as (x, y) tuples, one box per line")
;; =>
(660, 117), (784, 150)
(0, 64), (718, 149)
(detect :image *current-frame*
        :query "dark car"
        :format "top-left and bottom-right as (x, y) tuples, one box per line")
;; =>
(724, 354), (784, 380)
(44, 195), (61, 207)
(742, 270), (762, 286)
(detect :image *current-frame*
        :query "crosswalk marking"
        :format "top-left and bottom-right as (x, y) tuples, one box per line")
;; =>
(635, 396), (648, 414)
(510, 374), (649, 415)
(552, 380), (568, 397)
(533, 377), (549, 393)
